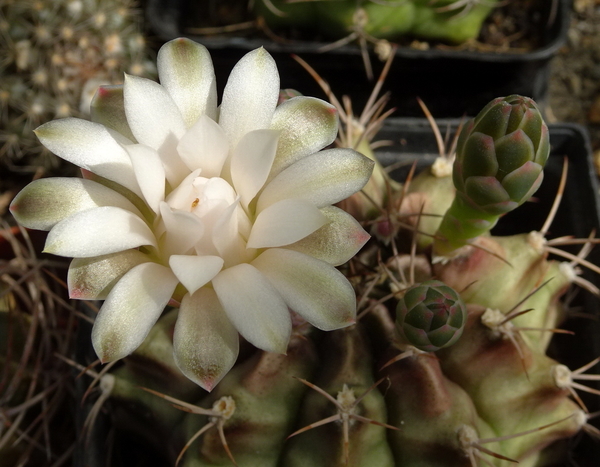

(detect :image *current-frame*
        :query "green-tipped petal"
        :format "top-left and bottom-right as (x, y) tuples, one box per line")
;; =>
(212, 263), (291, 354)
(44, 206), (156, 258)
(90, 85), (136, 141)
(173, 288), (239, 392)
(92, 262), (178, 362)
(34, 118), (141, 197)
(252, 248), (356, 331)
(157, 38), (218, 126)
(257, 148), (375, 212)
(269, 96), (339, 179)
(285, 206), (370, 266)
(10, 177), (141, 230)
(247, 198), (327, 249)
(219, 47), (280, 148)
(68, 249), (151, 300)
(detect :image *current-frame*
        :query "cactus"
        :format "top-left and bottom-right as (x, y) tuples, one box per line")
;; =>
(254, 0), (500, 44)
(7, 35), (600, 467)
(0, 0), (155, 176)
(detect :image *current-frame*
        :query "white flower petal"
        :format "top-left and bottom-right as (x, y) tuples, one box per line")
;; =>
(159, 202), (204, 257)
(285, 206), (370, 266)
(247, 198), (327, 249)
(10, 177), (142, 230)
(123, 74), (189, 186)
(231, 129), (280, 207)
(68, 249), (151, 300)
(212, 263), (291, 354)
(173, 288), (239, 391)
(257, 148), (374, 212)
(92, 262), (178, 362)
(169, 255), (224, 295)
(177, 115), (230, 176)
(269, 96), (338, 180)
(126, 144), (166, 213)
(252, 249), (356, 331)
(34, 118), (141, 197)
(219, 48), (279, 148)
(211, 200), (241, 266)
(44, 206), (156, 258)
(157, 38), (218, 126)
(90, 85), (136, 141)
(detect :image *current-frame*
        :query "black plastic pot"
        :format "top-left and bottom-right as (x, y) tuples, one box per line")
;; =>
(146, 0), (570, 118)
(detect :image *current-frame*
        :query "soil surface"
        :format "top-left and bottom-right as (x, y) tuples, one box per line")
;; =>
(548, 0), (600, 173)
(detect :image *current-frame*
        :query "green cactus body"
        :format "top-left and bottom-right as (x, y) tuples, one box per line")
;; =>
(412, 0), (498, 43)
(27, 77), (595, 466)
(254, 0), (317, 30)
(180, 332), (319, 467)
(433, 233), (571, 351)
(256, 0), (498, 44)
(283, 327), (395, 467)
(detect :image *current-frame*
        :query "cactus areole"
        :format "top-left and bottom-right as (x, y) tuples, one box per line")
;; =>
(434, 95), (550, 256)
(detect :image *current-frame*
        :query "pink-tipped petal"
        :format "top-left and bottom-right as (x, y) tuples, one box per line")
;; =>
(92, 262), (178, 362)
(284, 206), (370, 266)
(173, 288), (239, 391)
(68, 249), (151, 300)
(252, 248), (356, 331)
(257, 148), (374, 212)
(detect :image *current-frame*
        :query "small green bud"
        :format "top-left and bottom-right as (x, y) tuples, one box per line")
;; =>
(396, 280), (467, 352)
(434, 95), (550, 255)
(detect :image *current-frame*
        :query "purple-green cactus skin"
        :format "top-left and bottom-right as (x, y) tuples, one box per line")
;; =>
(396, 280), (467, 352)
(434, 95), (550, 255)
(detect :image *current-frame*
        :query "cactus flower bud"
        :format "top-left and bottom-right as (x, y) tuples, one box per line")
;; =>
(395, 280), (467, 352)
(434, 95), (550, 255)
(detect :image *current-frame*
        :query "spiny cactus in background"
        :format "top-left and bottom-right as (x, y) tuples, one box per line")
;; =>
(0, 0), (155, 174)
(254, 0), (500, 44)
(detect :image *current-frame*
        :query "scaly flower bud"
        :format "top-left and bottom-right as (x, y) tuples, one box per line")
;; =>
(396, 280), (467, 352)
(434, 95), (550, 255)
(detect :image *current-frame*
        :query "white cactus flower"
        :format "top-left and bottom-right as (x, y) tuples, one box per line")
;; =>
(10, 38), (373, 391)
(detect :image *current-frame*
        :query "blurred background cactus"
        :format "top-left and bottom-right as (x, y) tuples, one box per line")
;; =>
(255, 0), (500, 44)
(0, 0), (155, 181)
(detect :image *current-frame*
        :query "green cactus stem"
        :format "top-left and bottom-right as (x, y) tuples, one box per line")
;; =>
(433, 95), (550, 256)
